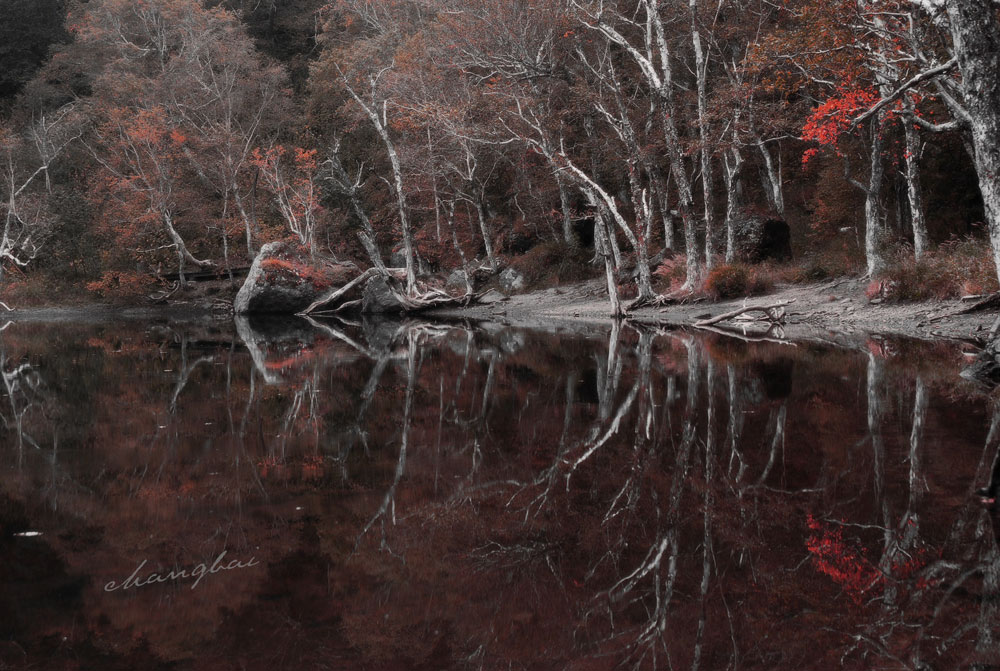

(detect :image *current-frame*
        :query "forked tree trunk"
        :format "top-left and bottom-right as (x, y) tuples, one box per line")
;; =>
(163, 211), (212, 284)
(341, 78), (417, 294)
(474, 195), (498, 271)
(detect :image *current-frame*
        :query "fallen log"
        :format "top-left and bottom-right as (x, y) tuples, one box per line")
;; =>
(693, 299), (795, 328)
(958, 292), (1000, 315)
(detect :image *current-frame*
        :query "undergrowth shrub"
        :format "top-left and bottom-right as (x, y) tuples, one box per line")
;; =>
(875, 238), (998, 301)
(703, 263), (773, 299)
(510, 241), (593, 288)
(652, 254), (688, 292)
(796, 250), (862, 282)
(85, 270), (161, 298)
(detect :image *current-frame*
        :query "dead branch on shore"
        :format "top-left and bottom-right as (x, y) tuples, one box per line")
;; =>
(693, 299), (795, 328)
(957, 292), (1000, 316)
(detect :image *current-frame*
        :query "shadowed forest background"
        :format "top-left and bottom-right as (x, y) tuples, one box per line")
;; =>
(0, 0), (999, 308)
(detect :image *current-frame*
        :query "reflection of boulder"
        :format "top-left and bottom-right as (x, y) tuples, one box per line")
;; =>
(963, 338), (1000, 386)
(732, 214), (792, 264)
(361, 317), (406, 356)
(234, 241), (356, 314)
(753, 357), (795, 399)
(499, 330), (526, 355)
(234, 315), (318, 384)
(499, 268), (526, 293)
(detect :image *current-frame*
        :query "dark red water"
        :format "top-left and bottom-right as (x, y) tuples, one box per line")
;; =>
(1, 317), (999, 670)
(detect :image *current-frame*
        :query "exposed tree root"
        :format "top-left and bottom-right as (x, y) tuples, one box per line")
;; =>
(625, 288), (705, 313)
(300, 267), (482, 316)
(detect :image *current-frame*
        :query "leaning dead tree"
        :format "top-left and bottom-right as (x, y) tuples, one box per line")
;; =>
(299, 267), (480, 316)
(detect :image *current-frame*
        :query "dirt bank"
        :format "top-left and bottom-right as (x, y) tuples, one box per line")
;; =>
(4, 277), (996, 348)
(430, 277), (998, 346)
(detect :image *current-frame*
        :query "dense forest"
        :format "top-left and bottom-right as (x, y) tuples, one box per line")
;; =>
(2, 0), (1000, 313)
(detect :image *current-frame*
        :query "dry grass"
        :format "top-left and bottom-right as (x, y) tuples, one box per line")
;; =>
(703, 263), (774, 299)
(510, 241), (595, 288)
(876, 237), (998, 301)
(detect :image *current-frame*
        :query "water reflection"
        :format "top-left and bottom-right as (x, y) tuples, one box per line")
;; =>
(0, 318), (999, 669)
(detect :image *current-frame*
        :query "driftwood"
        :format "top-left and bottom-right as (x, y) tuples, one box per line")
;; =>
(693, 299), (795, 328)
(148, 281), (180, 303)
(958, 292), (1000, 315)
(300, 267), (481, 316)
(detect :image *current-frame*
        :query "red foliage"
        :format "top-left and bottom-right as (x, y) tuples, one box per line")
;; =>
(801, 87), (881, 163)
(85, 271), (159, 298)
(260, 257), (337, 291)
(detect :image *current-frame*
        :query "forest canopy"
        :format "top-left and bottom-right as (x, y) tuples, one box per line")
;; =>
(1, 0), (999, 310)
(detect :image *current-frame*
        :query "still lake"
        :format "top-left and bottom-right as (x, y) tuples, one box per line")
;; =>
(1, 316), (999, 670)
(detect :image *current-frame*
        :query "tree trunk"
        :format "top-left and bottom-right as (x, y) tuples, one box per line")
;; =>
(723, 147), (744, 264)
(474, 195), (498, 271)
(591, 195), (623, 318)
(865, 113), (888, 277)
(234, 188), (256, 258)
(903, 113), (929, 259)
(649, 0), (699, 286)
(163, 211), (212, 282)
(556, 172), (577, 247)
(690, 0), (715, 271)
(945, 0), (1000, 283)
(643, 157), (674, 250)
(757, 138), (784, 216)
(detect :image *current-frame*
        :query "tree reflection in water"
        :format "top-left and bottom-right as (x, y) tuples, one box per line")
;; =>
(0, 318), (999, 669)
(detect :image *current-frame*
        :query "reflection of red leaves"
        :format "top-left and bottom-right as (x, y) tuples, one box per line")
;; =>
(805, 514), (931, 604)
(301, 456), (324, 481)
(256, 455), (324, 481)
(806, 514), (881, 605)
